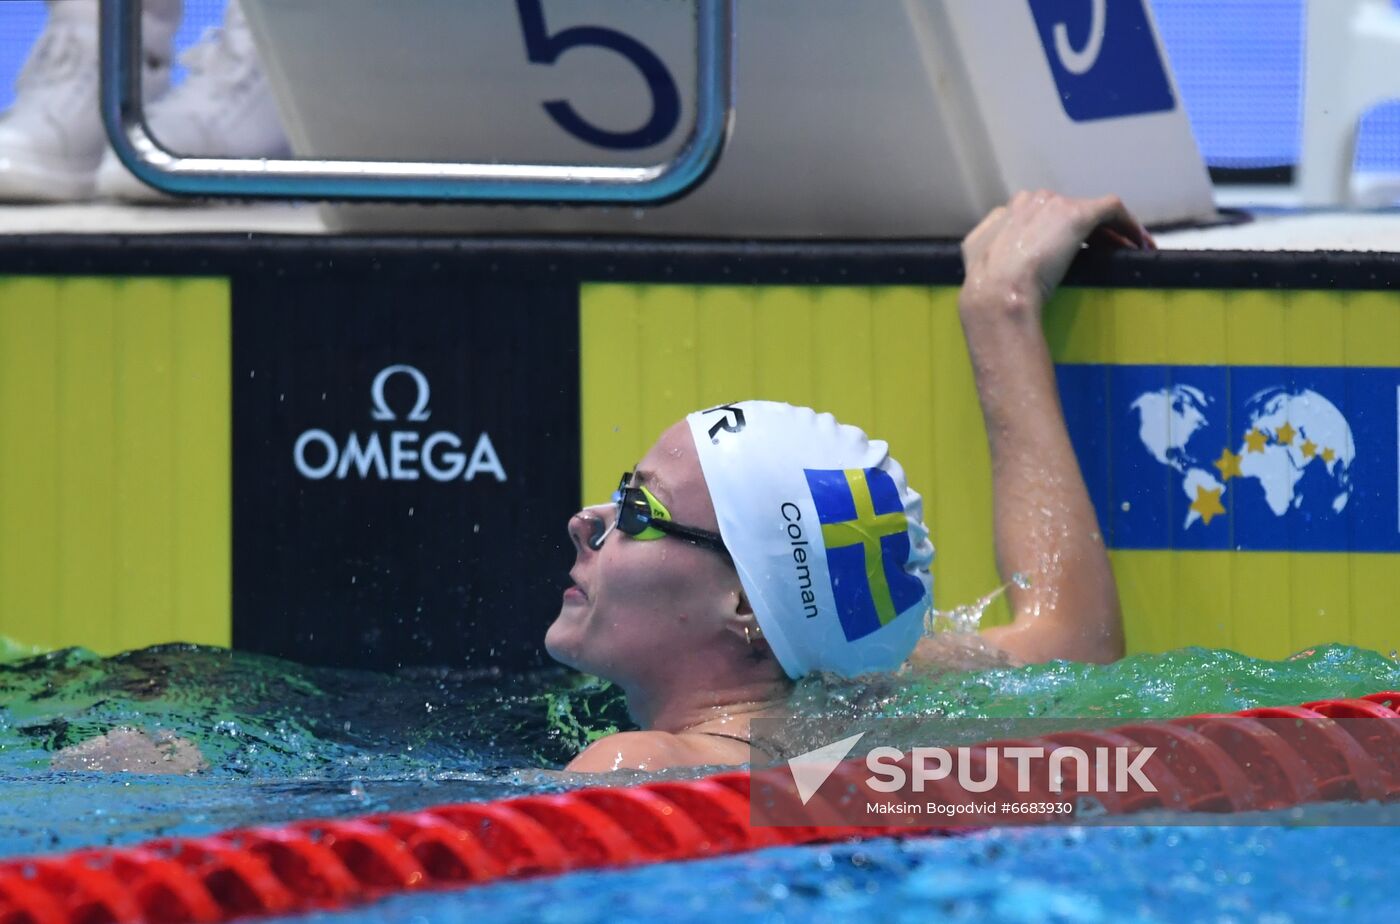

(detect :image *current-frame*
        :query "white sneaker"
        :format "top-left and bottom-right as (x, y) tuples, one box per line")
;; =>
(0, 0), (179, 202)
(96, 0), (290, 202)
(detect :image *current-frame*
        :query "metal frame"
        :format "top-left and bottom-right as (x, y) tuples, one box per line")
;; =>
(99, 0), (733, 203)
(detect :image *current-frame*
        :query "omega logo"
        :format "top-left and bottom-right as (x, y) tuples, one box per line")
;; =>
(293, 364), (507, 483)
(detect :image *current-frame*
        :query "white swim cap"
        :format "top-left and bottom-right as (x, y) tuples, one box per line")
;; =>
(685, 401), (934, 679)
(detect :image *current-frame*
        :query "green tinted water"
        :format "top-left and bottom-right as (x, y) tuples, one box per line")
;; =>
(1, 641), (1398, 858)
(3, 641), (1397, 781)
(887, 643), (1400, 718)
(0, 644), (627, 778)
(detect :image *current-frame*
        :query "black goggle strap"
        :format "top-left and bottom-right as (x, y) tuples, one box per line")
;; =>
(650, 518), (731, 557)
(618, 484), (727, 554)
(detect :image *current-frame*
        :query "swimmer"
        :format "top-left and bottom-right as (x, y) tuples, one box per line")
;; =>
(550, 191), (1146, 773)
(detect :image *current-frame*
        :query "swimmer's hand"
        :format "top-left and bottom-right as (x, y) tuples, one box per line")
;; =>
(50, 726), (208, 775)
(952, 191), (1134, 667)
(960, 190), (1154, 320)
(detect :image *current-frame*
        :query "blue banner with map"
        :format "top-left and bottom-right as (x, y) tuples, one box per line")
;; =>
(1057, 365), (1400, 553)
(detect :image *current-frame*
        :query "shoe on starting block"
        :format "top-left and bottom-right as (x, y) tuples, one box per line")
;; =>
(0, 0), (178, 202)
(96, 0), (290, 203)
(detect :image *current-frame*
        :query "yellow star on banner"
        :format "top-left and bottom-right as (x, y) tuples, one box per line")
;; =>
(1322, 447), (1336, 463)
(1191, 485), (1226, 526)
(1301, 439), (1317, 459)
(1276, 422), (1296, 445)
(1244, 429), (1268, 453)
(1213, 447), (1242, 481)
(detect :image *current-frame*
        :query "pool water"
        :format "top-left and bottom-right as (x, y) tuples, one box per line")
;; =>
(259, 824), (1400, 924)
(3, 641), (1400, 921)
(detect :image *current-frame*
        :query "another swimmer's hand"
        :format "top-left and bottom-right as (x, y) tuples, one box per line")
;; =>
(959, 190), (1153, 326)
(50, 727), (208, 775)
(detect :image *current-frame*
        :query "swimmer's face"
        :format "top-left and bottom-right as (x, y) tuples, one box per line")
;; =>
(546, 420), (744, 687)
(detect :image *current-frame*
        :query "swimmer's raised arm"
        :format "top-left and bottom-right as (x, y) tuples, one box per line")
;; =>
(920, 191), (1144, 667)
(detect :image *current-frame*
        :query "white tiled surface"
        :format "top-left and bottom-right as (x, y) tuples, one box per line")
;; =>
(0, 202), (325, 235)
(0, 202), (1398, 253)
(1155, 211), (1400, 252)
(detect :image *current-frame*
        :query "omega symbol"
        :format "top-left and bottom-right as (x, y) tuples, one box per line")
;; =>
(370, 364), (432, 423)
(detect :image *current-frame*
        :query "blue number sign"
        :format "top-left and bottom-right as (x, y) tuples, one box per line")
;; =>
(1027, 0), (1176, 122)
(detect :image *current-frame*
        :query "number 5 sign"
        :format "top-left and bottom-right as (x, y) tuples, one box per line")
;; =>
(515, 0), (681, 150)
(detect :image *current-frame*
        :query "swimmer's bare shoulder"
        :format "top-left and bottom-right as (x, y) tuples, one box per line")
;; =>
(909, 632), (1020, 672)
(564, 730), (749, 773)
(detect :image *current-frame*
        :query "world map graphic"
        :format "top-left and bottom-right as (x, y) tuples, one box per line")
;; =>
(1129, 385), (1356, 529)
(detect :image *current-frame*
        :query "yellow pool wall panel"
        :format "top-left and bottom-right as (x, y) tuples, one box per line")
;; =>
(579, 283), (1400, 660)
(0, 276), (231, 655)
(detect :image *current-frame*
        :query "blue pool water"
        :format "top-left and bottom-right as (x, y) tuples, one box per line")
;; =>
(262, 825), (1400, 924)
(3, 643), (1400, 921)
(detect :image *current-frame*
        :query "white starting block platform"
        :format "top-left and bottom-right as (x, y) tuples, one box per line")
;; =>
(1, 203), (1398, 254)
(232, 0), (1215, 237)
(6, 1), (1398, 248)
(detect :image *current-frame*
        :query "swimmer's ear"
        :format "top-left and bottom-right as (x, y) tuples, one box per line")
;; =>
(722, 590), (762, 648)
(721, 596), (757, 643)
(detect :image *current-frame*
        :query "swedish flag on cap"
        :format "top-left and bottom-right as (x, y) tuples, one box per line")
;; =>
(687, 400), (934, 679)
(805, 467), (929, 642)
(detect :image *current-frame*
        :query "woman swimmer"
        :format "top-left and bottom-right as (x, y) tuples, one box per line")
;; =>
(48, 192), (1148, 777)
(548, 191), (1150, 773)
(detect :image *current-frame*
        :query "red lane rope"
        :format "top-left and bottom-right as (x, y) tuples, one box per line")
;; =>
(3, 691), (1398, 924)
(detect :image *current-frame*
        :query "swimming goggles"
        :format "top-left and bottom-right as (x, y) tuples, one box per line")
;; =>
(587, 472), (730, 557)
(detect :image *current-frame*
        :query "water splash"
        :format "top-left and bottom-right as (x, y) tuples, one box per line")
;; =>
(0, 634), (46, 663)
(886, 643), (1400, 720)
(925, 573), (1033, 634)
